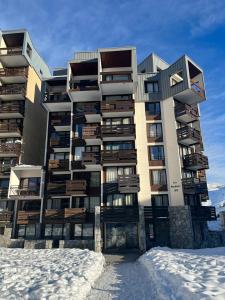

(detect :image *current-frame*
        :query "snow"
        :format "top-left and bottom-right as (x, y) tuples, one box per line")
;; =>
(0, 248), (104, 300)
(139, 247), (225, 300)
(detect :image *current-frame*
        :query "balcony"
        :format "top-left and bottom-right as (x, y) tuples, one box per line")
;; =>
(144, 206), (169, 220)
(9, 185), (41, 199)
(66, 180), (87, 196)
(0, 123), (22, 137)
(0, 163), (11, 175)
(17, 210), (40, 225)
(47, 182), (66, 196)
(0, 67), (28, 84)
(72, 152), (101, 170)
(82, 125), (101, 144)
(100, 206), (139, 223)
(101, 124), (135, 141)
(48, 159), (69, 171)
(49, 138), (70, 148)
(101, 149), (137, 165)
(44, 208), (87, 223)
(118, 175), (140, 193)
(177, 126), (201, 146)
(0, 143), (21, 157)
(190, 206), (216, 221)
(182, 177), (208, 194)
(0, 188), (8, 198)
(101, 100), (134, 117)
(175, 103), (199, 123)
(43, 92), (71, 111)
(50, 116), (71, 127)
(74, 102), (101, 123)
(183, 153), (209, 171)
(0, 103), (24, 118)
(0, 47), (28, 67)
(0, 84), (26, 100)
(69, 80), (100, 102)
(44, 92), (70, 103)
(100, 72), (134, 95)
(0, 211), (13, 224)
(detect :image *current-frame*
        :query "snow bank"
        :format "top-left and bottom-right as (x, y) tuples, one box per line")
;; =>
(139, 247), (225, 300)
(0, 248), (104, 299)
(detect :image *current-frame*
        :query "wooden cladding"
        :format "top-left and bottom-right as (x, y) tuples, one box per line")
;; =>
(48, 159), (69, 171)
(0, 211), (13, 223)
(0, 143), (21, 155)
(0, 122), (22, 134)
(182, 177), (208, 194)
(66, 180), (87, 196)
(44, 208), (87, 223)
(82, 125), (101, 139)
(101, 124), (135, 137)
(183, 153), (209, 170)
(82, 152), (100, 165)
(101, 149), (137, 164)
(118, 175), (140, 193)
(101, 100), (134, 113)
(100, 206), (139, 223)
(177, 126), (201, 145)
(17, 210), (40, 224)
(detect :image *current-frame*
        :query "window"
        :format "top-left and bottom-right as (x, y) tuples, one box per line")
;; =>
(145, 81), (159, 93)
(104, 141), (134, 151)
(90, 172), (100, 187)
(106, 194), (135, 206)
(149, 146), (164, 160)
(104, 74), (131, 81)
(145, 102), (161, 116)
(151, 170), (167, 185)
(0, 179), (9, 189)
(74, 224), (94, 239)
(105, 167), (134, 183)
(20, 177), (40, 193)
(148, 123), (162, 138)
(26, 43), (32, 58)
(47, 198), (70, 209)
(44, 224), (66, 239)
(50, 152), (69, 160)
(152, 194), (169, 206)
(18, 224), (36, 239)
(170, 70), (183, 87)
(72, 197), (100, 212)
(104, 117), (132, 125)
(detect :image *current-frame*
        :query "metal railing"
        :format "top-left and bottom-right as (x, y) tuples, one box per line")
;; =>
(10, 185), (40, 197)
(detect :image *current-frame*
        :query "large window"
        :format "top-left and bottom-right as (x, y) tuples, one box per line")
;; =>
(74, 224), (94, 239)
(149, 146), (165, 160)
(72, 197), (100, 212)
(47, 198), (70, 209)
(44, 224), (66, 239)
(152, 194), (169, 206)
(148, 123), (162, 138)
(104, 141), (134, 151)
(18, 224), (37, 239)
(105, 167), (134, 183)
(145, 102), (161, 116)
(151, 170), (167, 185)
(50, 152), (69, 160)
(145, 81), (159, 93)
(50, 131), (70, 147)
(103, 117), (132, 125)
(106, 194), (135, 206)
(104, 74), (131, 81)
(20, 177), (40, 193)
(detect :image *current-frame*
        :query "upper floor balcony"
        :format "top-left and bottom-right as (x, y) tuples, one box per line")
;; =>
(177, 126), (201, 146)
(44, 208), (88, 224)
(71, 152), (101, 171)
(182, 177), (208, 195)
(101, 124), (135, 141)
(48, 159), (69, 172)
(16, 210), (40, 224)
(72, 124), (101, 146)
(0, 46), (28, 67)
(175, 103), (199, 123)
(118, 174), (140, 193)
(66, 180), (87, 196)
(73, 102), (101, 123)
(183, 153), (209, 171)
(46, 181), (66, 196)
(0, 84), (26, 101)
(0, 102), (24, 118)
(0, 210), (13, 225)
(50, 113), (71, 128)
(101, 149), (137, 165)
(0, 122), (22, 137)
(101, 99), (134, 117)
(0, 142), (21, 157)
(0, 67), (28, 84)
(100, 206), (139, 223)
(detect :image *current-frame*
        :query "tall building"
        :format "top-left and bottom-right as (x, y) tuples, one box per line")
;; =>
(0, 30), (217, 251)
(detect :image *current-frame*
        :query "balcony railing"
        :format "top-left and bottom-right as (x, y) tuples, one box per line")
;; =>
(50, 116), (71, 126)
(49, 138), (70, 148)
(44, 92), (70, 103)
(0, 164), (11, 175)
(0, 84), (26, 96)
(175, 103), (199, 123)
(183, 153), (209, 170)
(17, 210), (40, 224)
(0, 123), (22, 134)
(118, 174), (140, 193)
(0, 143), (21, 155)
(70, 80), (99, 91)
(47, 182), (66, 195)
(190, 206), (216, 221)
(144, 206), (169, 219)
(101, 124), (135, 138)
(44, 208), (87, 223)
(82, 125), (101, 139)
(0, 103), (24, 115)
(82, 152), (101, 165)
(0, 188), (8, 197)
(101, 100), (134, 113)
(66, 180), (87, 196)
(101, 149), (137, 164)
(0, 47), (23, 56)
(182, 177), (208, 192)
(177, 126), (201, 145)
(74, 102), (100, 115)
(0, 67), (28, 78)
(9, 185), (40, 197)
(100, 206), (139, 222)
(0, 211), (13, 223)
(48, 159), (69, 171)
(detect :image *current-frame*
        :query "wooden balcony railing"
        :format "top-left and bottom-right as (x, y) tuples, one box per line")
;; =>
(183, 153), (209, 170)
(190, 206), (216, 221)
(47, 182), (66, 195)
(44, 208), (87, 223)
(101, 149), (137, 164)
(0, 47), (23, 56)
(49, 138), (70, 148)
(0, 103), (24, 115)
(74, 102), (100, 115)
(101, 124), (135, 137)
(175, 103), (199, 122)
(182, 177), (208, 194)
(82, 125), (101, 139)
(177, 126), (201, 145)
(101, 100), (134, 113)
(44, 92), (70, 103)
(9, 185), (40, 197)
(82, 152), (101, 165)
(100, 206), (139, 223)
(50, 116), (71, 126)
(70, 80), (99, 91)
(0, 67), (28, 78)
(17, 210), (40, 224)
(66, 180), (87, 196)
(144, 206), (169, 219)
(0, 123), (22, 134)
(118, 174), (140, 193)
(0, 143), (21, 155)
(48, 159), (69, 171)
(0, 84), (26, 96)
(0, 211), (13, 223)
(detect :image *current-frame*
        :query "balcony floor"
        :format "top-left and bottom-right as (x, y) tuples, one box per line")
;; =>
(0, 55), (28, 68)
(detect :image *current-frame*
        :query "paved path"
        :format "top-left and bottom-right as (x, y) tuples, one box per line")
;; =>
(87, 254), (158, 300)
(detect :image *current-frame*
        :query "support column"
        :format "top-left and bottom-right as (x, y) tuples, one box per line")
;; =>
(169, 206), (194, 248)
(94, 206), (101, 252)
(35, 223), (42, 239)
(138, 206), (146, 252)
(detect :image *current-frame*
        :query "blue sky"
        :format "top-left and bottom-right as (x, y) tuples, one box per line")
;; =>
(1, 0), (225, 185)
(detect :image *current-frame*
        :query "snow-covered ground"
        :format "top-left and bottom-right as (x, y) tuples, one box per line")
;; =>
(0, 248), (104, 300)
(139, 247), (225, 300)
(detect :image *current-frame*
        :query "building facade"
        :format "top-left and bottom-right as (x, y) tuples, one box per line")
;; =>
(0, 30), (216, 251)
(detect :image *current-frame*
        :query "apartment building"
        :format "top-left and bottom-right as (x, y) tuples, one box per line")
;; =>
(0, 30), (216, 251)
